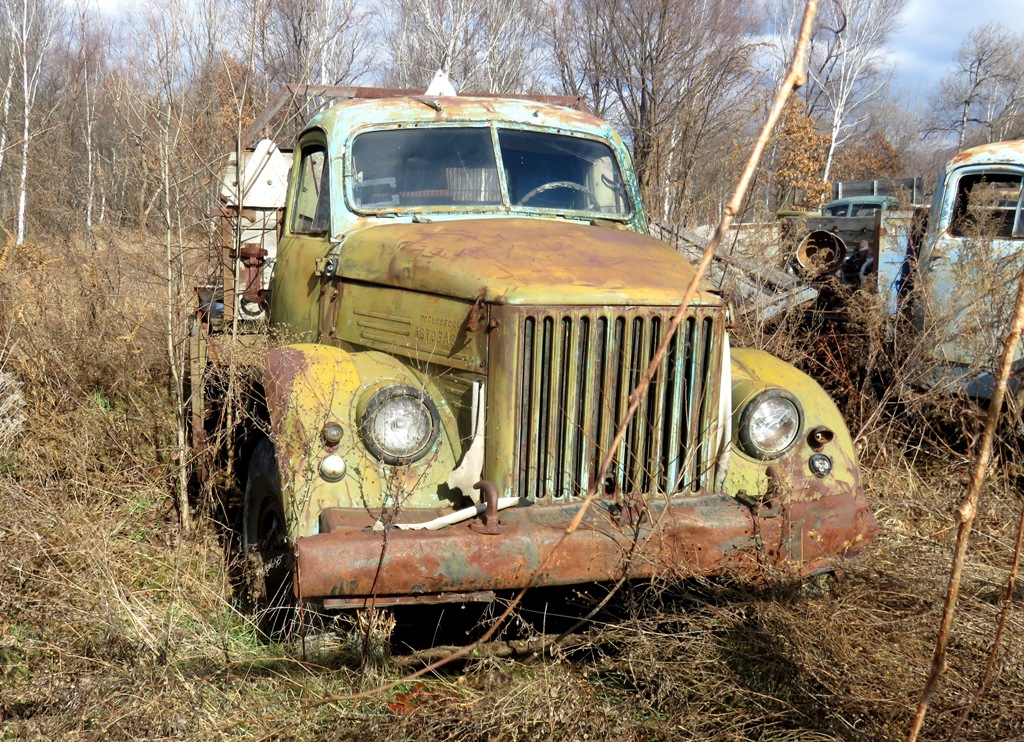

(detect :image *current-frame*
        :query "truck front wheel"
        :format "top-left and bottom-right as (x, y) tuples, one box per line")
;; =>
(242, 436), (294, 639)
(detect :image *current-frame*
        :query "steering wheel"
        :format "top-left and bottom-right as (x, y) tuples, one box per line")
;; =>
(516, 180), (598, 208)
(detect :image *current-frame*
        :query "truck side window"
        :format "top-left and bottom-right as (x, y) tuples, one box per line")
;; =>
(292, 144), (330, 234)
(949, 172), (1023, 239)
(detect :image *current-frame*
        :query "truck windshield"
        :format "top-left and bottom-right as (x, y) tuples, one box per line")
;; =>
(949, 171), (1024, 239)
(350, 126), (631, 218)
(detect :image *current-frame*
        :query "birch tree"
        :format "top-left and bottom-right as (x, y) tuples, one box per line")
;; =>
(66, 2), (109, 232)
(1, 0), (63, 244)
(0, 30), (14, 211)
(929, 25), (1024, 149)
(768, 0), (906, 184)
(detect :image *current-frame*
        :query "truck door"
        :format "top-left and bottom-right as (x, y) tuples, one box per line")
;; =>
(269, 135), (333, 341)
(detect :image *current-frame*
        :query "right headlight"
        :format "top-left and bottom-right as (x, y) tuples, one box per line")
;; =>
(737, 389), (802, 459)
(359, 384), (440, 465)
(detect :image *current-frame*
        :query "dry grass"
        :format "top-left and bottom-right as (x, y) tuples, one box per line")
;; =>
(3, 230), (1024, 740)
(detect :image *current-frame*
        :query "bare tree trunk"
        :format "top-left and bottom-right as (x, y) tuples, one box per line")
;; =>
(958, 98), (969, 150)
(16, 57), (27, 244)
(0, 52), (14, 197)
(14, 5), (28, 244)
(160, 109), (191, 531)
(84, 52), (94, 230)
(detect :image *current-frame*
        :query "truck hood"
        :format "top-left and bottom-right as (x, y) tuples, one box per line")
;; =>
(335, 218), (719, 306)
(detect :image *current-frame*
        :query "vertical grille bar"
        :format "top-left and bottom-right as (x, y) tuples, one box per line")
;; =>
(663, 319), (687, 491)
(692, 317), (717, 490)
(597, 316), (617, 488)
(523, 317), (543, 499)
(581, 315), (602, 495)
(648, 318), (668, 492)
(578, 317), (602, 496)
(513, 307), (721, 502)
(544, 317), (566, 497)
(688, 317), (710, 491)
(614, 316), (633, 488)
(560, 317), (583, 499)
(628, 317), (650, 491)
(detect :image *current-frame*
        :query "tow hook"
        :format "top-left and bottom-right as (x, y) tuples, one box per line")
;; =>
(735, 490), (779, 519)
(470, 480), (506, 535)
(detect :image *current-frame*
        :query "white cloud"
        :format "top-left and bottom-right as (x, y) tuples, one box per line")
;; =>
(888, 0), (1024, 99)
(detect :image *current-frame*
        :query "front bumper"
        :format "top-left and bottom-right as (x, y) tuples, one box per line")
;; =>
(293, 489), (876, 606)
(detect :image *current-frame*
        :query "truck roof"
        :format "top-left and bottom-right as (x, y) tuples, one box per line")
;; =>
(948, 140), (1024, 170)
(302, 95), (624, 147)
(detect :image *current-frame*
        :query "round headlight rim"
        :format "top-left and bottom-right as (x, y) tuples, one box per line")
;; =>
(359, 383), (441, 466)
(736, 388), (803, 460)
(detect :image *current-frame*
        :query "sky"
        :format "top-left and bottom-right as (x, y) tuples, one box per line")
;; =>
(886, 0), (1024, 105)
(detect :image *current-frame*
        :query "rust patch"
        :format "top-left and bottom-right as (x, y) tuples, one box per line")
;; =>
(336, 218), (719, 307)
(291, 448), (876, 602)
(263, 346), (311, 438)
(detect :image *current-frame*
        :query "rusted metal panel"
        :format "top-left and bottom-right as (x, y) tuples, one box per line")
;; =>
(333, 283), (487, 372)
(263, 343), (469, 536)
(786, 491), (877, 564)
(296, 495), (757, 598)
(948, 139), (1024, 169)
(876, 210), (920, 314)
(724, 346), (874, 569)
(333, 218), (718, 307)
(323, 592), (497, 610)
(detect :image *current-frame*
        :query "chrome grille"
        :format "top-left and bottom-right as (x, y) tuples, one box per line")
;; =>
(513, 307), (723, 501)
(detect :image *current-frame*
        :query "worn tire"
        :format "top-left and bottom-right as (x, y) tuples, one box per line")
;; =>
(242, 437), (294, 639)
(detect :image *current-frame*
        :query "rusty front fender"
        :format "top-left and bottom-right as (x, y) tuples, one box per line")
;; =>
(262, 343), (463, 539)
(726, 349), (877, 564)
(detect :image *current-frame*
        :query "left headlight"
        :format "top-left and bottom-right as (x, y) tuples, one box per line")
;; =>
(359, 384), (440, 465)
(737, 389), (802, 459)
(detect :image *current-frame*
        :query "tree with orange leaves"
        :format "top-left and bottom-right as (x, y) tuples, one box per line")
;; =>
(774, 97), (831, 210)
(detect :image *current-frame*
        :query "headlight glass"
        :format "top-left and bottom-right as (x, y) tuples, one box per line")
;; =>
(360, 385), (440, 464)
(738, 390), (801, 459)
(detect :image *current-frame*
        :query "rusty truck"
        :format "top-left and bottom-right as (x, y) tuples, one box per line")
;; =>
(874, 141), (1024, 400)
(193, 84), (877, 635)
